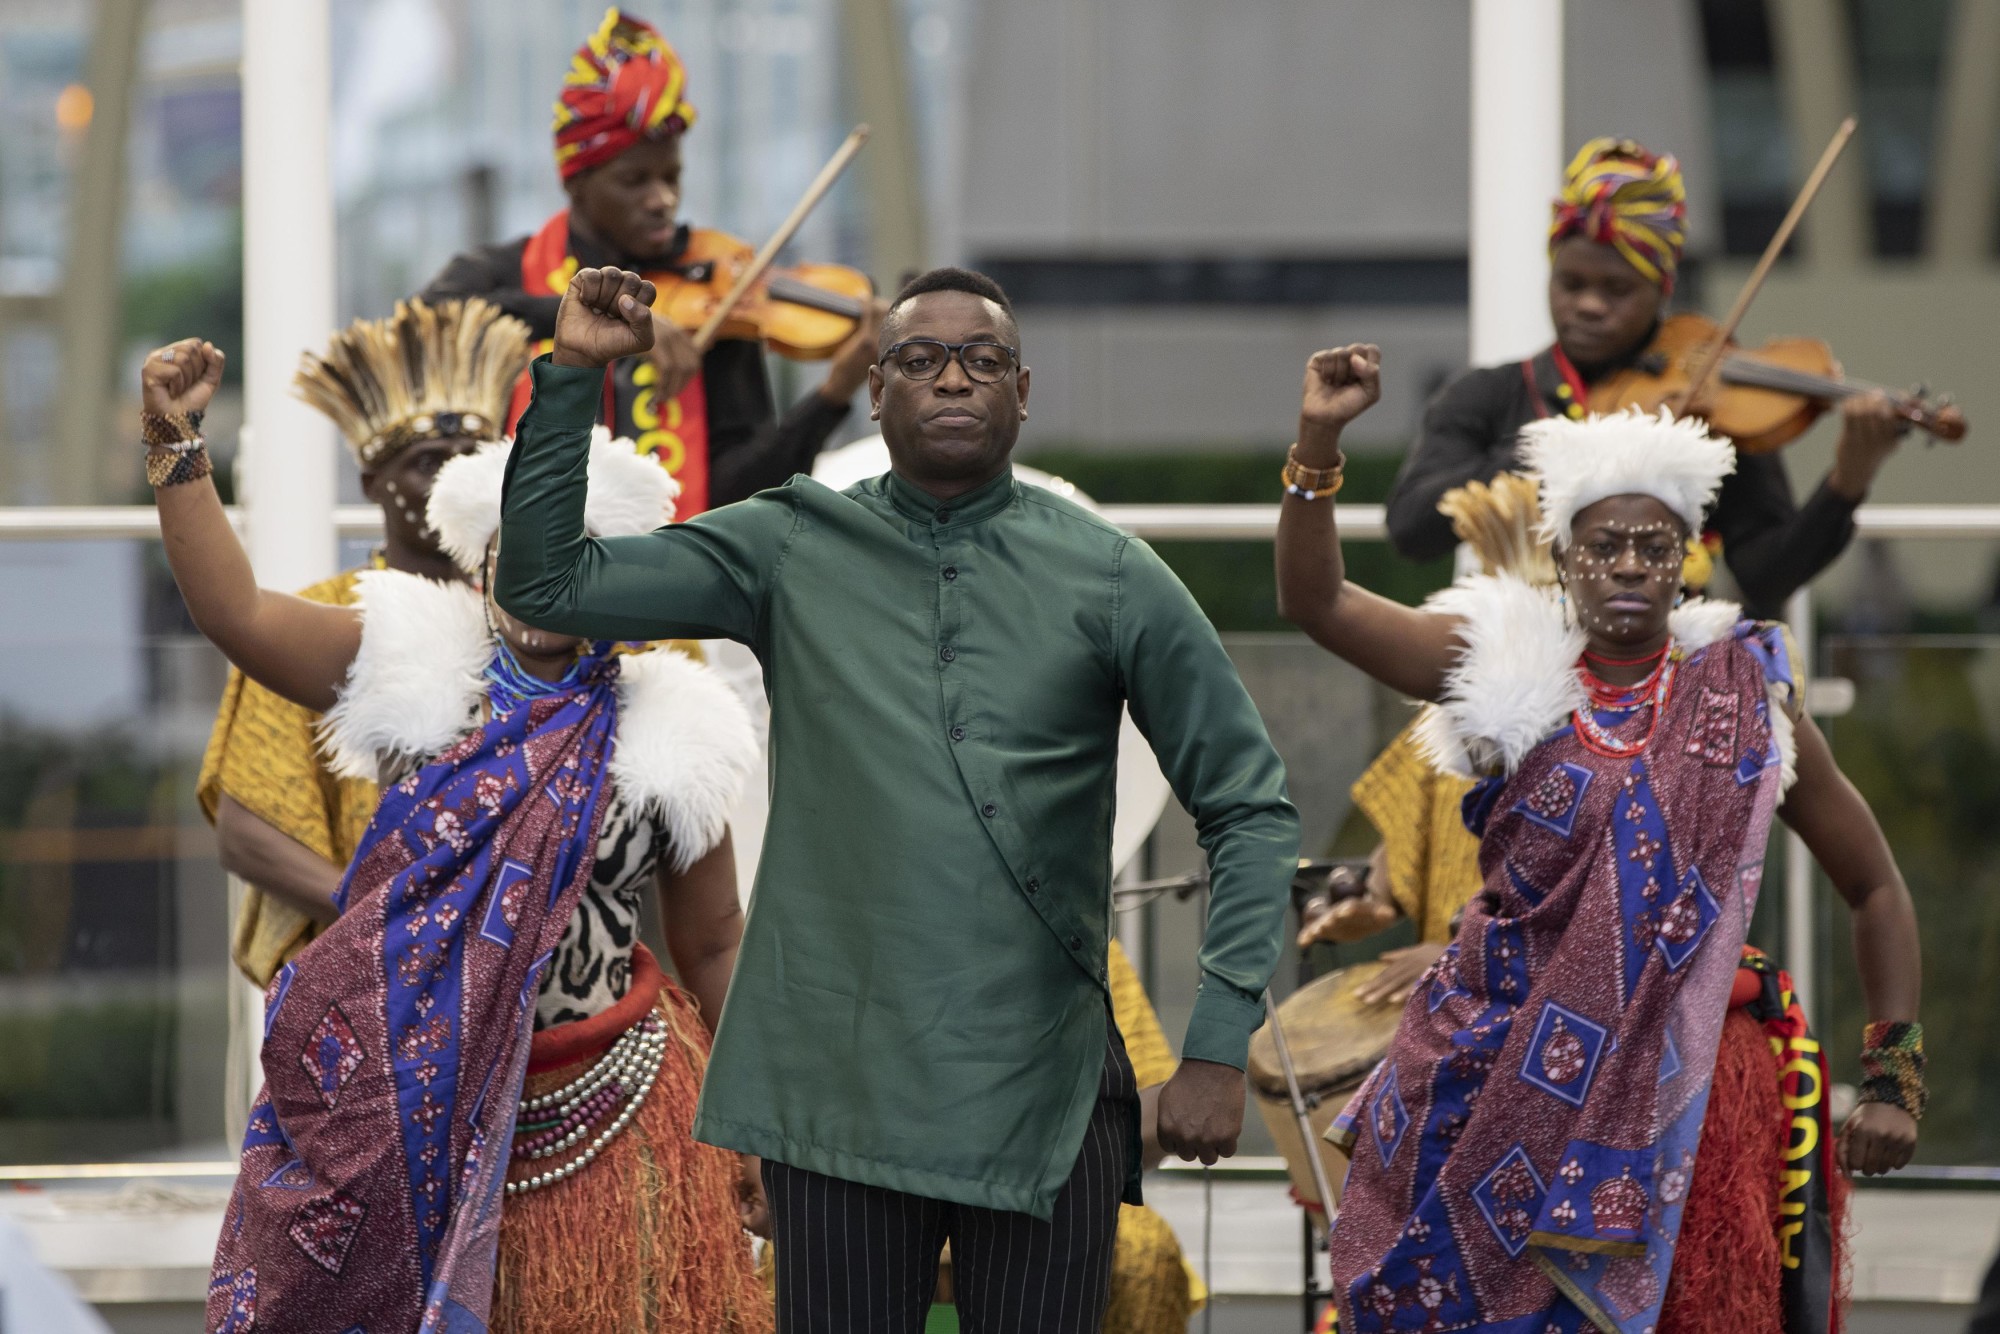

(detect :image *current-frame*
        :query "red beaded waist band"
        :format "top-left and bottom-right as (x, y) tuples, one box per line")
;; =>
(526, 943), (667, 1075)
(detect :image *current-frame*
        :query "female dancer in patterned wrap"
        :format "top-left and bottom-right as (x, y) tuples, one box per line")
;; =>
(137, 336), (769, 1334)
(1273, 345), (1923, 1334)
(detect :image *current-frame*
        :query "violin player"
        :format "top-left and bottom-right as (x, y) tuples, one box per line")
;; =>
(1385, 137), (1910, 617)
(1314, 136), (1951, 1018)
(421, 8), (883, 514)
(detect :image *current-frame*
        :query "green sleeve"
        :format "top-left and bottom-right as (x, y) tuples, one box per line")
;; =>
(495, 357), (797, 645)
(1115, 538), (1300, 1071)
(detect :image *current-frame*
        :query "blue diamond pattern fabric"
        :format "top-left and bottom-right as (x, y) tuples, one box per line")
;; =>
(1519, 1001), (1610, 1108)
(1472, 1144), (1549, 1258)
(1512, 761), (1594, 838)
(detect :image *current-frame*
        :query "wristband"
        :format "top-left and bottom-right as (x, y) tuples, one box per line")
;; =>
(141, 409), (205, 449)
(1282, 443), (1345, 500)
(1857, 1020), (1926, 1120)
(146, 442), (213, 488)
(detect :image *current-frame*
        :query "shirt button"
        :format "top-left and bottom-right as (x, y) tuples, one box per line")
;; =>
(935, 507), (951, 524)
(1069, 935), (1083, 951)
(950, 725), (966, 742)
(943, 565), (958, 581)
(1025, 878), (1040, 895)
(981, 802), (997, 818)
(940, 645), (956, 662)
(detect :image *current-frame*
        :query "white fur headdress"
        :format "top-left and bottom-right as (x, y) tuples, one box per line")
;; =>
(427, 427), (680, 574)
(1519, 407), (1736, 547)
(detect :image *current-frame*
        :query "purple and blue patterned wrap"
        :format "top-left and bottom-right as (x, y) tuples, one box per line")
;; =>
(1328, 623), (1795, 1333)
(208, 647), (621, 1334)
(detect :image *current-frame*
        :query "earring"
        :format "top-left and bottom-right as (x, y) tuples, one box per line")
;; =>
(1674, 591), (1686, 608)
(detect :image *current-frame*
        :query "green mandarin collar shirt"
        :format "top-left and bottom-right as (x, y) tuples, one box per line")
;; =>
(497, 358), (1299, 1216)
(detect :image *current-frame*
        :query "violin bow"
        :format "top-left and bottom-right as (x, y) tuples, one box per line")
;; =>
(690, 124), (873, 353)
(1680, 115), (1858, 411)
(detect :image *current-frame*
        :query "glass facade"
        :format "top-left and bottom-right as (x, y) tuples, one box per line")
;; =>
(0, 538), (231, 1165)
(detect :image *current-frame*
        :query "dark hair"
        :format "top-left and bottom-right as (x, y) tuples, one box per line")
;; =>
(888, 266), (1015, 316)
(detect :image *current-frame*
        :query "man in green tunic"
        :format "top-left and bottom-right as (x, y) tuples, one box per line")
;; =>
(496, 264), (1299, 1332)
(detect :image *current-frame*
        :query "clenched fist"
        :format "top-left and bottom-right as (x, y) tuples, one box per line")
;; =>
(1838, 1100), (1917, 1178)
(142, 339), (226, 417)
(1300, 343), (1382, 433)
(553, 267), (659, 370)
(1156, 1058), (1247, 1167)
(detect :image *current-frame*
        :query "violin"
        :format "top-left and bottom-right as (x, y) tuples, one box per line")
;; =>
(650, 227), (873, 362)
(1589, 312), (1967, 454)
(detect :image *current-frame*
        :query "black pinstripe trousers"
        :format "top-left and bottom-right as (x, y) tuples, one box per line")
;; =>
(763, 1023), (1138, 1333)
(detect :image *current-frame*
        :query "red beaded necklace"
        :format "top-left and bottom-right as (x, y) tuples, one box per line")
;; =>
(1573, 643), (1677, 757)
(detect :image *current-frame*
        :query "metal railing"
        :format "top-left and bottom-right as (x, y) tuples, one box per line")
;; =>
(2, 501), (1997, 543)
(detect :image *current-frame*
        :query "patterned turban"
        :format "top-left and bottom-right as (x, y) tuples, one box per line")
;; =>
(1549, 137), (1687, 293)
(553, 8), (697, 181)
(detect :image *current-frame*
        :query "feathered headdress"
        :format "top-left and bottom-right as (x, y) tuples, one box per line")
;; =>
(427, 428), (680, 575)
(1519, 407), (1736, 547)
(292, 298), (531, 470)
(1437, 472), (1557, 586)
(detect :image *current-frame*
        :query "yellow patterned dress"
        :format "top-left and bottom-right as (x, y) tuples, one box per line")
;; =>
(1103, 939), (1207, 1334)
(196, 568), (379, 986)
(1347, 719), (1484, 944)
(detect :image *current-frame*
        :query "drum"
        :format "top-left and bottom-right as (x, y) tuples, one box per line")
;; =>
(1247, 960), (1404, 1210)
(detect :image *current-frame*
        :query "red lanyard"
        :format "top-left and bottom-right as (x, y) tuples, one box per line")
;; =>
(1549, 345), (1592, 419)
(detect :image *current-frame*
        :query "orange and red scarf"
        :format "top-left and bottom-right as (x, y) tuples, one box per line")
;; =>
(508, 212), (712, 515)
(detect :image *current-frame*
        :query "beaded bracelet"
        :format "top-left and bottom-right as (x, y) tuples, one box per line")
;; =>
(146, 442), (213, 488)
(1857, 1020), (1927, 1120)
(1282, 443), (1346, 501)
(141, 409), (205, 451)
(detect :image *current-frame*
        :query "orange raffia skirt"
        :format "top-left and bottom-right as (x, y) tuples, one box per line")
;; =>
(490, 945), (772, 1334)
(1655, 1006), (1851, 1334)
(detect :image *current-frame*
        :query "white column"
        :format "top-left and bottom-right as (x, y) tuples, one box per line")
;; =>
(1469, 0), (1563, 364)
(230, 0), (337, 1134)
(241, 0), (337, 590)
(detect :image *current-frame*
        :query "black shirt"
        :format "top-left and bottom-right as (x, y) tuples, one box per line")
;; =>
(1384, 347), (1860, 617)
(420, 220), (851, 509)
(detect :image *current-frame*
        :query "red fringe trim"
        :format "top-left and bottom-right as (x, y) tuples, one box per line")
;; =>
(1656, 1011), (1851, 1334)
(491, 978), (772, 1334)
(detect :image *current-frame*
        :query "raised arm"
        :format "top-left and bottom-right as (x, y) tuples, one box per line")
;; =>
(142, 341), (359, 712)
(494, 268), (793, 645)
(1114, 539), (1301, 1163)
(1275, 345), (1462, 700)
(1778, 711), (1921, 1177)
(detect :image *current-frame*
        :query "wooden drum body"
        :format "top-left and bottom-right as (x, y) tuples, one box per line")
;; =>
(1247, 960), (1404, 1210)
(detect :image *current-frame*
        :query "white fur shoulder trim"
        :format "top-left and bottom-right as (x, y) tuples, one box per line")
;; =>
(1668, 596), (1740, 652)
(1769, 689), (1798, 794)
(319, 571), (490, 781)
(610, 649), (759, 872)
(1412, 573), (1586, 778)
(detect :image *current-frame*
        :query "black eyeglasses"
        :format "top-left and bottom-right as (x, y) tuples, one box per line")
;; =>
(880, 339), (1019, 384)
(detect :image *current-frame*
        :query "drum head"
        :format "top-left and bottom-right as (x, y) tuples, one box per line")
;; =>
(1247, 960), (1406, 1100)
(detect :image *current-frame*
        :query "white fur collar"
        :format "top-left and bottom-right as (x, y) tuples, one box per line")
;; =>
(317, 570), (755, 869)
(1410, 572), (1788, 786)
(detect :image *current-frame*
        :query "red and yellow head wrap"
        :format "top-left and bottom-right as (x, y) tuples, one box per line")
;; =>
(1549, 137), (1687, 293)
(552, 8), (697, 182)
